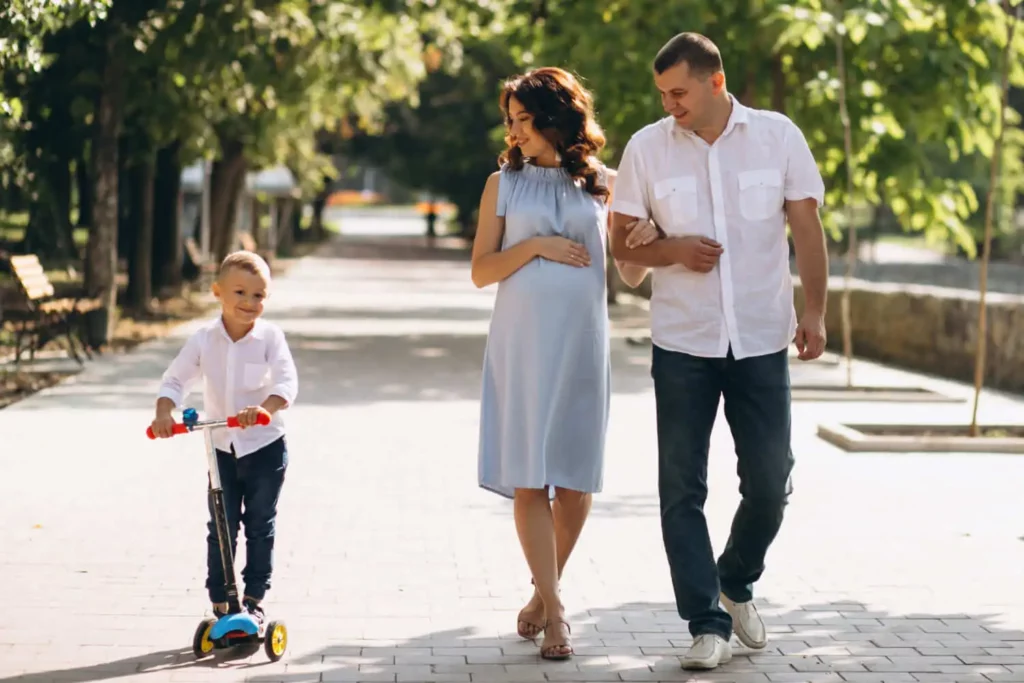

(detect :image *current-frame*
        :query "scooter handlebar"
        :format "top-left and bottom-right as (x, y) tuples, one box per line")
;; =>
(146, 412), (270, 439)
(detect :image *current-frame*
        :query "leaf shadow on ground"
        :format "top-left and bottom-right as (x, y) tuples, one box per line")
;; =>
(9, 600), (1020, 683)
(4, 325), (663, 412)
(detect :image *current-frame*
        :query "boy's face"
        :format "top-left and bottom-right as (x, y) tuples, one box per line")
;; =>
(212, 267), (268, 327)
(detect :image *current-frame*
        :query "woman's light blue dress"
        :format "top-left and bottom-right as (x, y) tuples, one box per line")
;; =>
(477, 162), (611, 499)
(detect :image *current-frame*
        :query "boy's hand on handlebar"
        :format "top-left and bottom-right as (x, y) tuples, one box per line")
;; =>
(237, 406), (271, 428)
(150, 414), (177, 439)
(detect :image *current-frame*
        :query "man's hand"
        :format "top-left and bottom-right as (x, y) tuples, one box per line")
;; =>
(794, 310), (826, 361)
(677, 236), (724, 273)
(624, 219), (663, 249)
(237, 405), (272, 428)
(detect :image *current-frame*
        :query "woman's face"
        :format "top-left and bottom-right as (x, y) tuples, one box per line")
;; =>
(507, 96), (555, 160)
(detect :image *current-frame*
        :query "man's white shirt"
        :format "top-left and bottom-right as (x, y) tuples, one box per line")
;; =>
(611, 97), (825, 360)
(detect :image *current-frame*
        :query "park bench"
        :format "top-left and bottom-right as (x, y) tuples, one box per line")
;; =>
(1, 254), (101, 365)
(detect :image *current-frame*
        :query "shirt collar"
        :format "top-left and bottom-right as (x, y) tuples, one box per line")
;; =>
(670, 94), (748, 139)
(215, 316), (266, 342)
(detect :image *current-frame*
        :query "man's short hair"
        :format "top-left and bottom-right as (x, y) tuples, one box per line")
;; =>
(219, 250), (271, 282)
(653, 32), (723, 78)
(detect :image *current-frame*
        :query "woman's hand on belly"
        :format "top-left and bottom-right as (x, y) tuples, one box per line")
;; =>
(533, 236), (591, 268)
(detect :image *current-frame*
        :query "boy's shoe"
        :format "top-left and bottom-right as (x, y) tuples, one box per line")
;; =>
(212, 603), (229, 619)
(681, 634), (732, 670)
(243, 598), (266, 635)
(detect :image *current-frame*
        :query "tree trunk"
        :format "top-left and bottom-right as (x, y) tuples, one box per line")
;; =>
(84, 34), (124, 348)
(127, 159), (154, 312)
(741, 65), (756, 107)
(208, 138), (246, 262)
(771, 55), (787, 114)
(116, 141), (133, 262)
(22, 158), (76, 259)
(276, 198), (297, 256)
(970, 0), (1018, 436)
(152, 141), (182, 295)
(76, 152), (92, 228)
(308, 172), (332, 241)
(834, 1), (857, 388)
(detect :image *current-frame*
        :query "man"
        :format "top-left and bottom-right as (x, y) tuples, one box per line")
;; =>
(609, 32), (828, 670)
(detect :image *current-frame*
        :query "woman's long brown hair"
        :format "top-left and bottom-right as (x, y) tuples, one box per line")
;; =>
(498, 67), (609, 202)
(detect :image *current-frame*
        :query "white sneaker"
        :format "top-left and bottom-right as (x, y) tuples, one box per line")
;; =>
(681, 633), (732, 669)
(720, 594), (767, 649)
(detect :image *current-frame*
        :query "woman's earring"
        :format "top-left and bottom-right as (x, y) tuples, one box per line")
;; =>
(554, 151), (562, 163)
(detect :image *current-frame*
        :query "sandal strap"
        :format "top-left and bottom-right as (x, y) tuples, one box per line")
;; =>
(543, 618), (571, 633)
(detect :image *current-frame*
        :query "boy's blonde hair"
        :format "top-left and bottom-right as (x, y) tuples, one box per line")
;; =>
(219, 250), (271, 282)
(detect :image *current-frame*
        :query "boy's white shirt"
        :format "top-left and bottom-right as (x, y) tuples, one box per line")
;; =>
(158, 317), (298, 457)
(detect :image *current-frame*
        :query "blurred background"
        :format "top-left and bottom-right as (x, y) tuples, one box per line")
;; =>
(0, 0), (1022, 374)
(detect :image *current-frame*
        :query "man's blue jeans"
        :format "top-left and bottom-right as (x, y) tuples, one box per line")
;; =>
(651, 344), (794, 640)
(206, 437), (288, 604)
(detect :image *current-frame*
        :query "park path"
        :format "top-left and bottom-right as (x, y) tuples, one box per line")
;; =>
(1, 214), (1023, 682)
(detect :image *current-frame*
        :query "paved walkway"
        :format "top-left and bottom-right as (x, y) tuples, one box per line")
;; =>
(2, 224), (1024, 683)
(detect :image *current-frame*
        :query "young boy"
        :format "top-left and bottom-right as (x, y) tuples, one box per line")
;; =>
(150, 250), (298, 624)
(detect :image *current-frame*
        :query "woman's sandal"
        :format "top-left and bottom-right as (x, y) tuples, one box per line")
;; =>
(517, 579), (543, 639)
(540, 618), (573, 660)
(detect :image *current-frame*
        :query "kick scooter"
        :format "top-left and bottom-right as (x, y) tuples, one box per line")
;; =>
(146, 407), (288, 662)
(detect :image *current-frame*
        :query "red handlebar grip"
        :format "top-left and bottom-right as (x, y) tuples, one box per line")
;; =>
(226, 412), (271, 428)
(146, 423), (190, 439)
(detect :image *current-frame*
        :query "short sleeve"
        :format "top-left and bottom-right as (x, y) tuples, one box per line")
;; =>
(495, 165), (515, 217)
(783, 120), (826, 207)
(609, 136), (650, 219)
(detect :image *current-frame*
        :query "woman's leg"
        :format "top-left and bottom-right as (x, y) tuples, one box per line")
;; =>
(518, 487), (593, 635)
(513, 488), (563, 635)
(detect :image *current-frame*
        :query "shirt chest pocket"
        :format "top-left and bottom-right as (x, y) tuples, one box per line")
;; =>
(738, 169), (783, 222)
(242, 361), (269, 391)
(653, 176), (698, 227)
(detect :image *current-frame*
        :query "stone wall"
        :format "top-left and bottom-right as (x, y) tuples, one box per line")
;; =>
(795, 277), (1024, 392)
(608, 264), (1024, 393)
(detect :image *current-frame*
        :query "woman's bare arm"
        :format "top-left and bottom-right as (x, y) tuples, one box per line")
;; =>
(606, 169), (651, 287)
(470, 172), (544, 288)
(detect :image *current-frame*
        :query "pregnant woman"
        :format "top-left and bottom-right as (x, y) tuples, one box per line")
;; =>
(470, 67), (654, 660)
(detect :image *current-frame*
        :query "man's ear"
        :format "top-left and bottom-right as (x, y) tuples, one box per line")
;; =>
(711, 71), (725, 94)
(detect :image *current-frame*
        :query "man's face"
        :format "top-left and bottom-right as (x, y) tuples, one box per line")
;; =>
(654, 61), (720, 130)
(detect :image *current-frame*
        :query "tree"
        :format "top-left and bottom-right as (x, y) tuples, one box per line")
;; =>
(2, 0), (470, 341)
(523, 1), (1024, 251)
(339, 35), (517, 234)
(832, 0), (858, 387)
(970, 0), (1021, 437)
(0, 1), (112, 258)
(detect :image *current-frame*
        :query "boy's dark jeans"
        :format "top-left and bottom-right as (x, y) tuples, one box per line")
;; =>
(206, 436), (288, 604)
(652, 344), (794, 640)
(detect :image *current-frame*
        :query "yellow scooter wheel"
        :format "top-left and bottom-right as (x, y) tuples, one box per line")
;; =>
(264, 620), (287, 662)
(192, 618), (217, 658)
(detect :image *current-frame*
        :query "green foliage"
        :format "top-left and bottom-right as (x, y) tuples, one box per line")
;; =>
(340, 34), (518, 226)
(0, 0), (110, 72)
(521, 0), (1024, 255)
